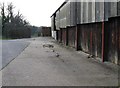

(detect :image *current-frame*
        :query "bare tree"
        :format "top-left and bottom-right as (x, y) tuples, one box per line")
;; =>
(0, 3), (6, 37)
(0, 2), (31, 39)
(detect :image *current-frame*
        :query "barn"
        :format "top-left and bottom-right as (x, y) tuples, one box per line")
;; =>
(51, 0), (120, 65)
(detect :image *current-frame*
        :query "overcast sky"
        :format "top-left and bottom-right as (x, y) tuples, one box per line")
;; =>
(1, 0), (65, 27)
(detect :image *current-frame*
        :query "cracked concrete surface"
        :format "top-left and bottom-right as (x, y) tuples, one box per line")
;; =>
(1, 37), (119, 86)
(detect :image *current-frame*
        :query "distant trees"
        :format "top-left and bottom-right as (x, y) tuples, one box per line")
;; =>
(0, 2), (31, 39)
(0, 16), (2, 38)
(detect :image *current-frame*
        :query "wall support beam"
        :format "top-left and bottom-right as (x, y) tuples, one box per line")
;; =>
(102, 22), (105, 62)
(75, 26), (79, 51)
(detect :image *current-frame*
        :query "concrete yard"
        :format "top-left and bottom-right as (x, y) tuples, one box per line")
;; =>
(1, 37), (119, 86)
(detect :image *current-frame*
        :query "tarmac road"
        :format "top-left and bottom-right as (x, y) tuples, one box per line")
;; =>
(1, 39), (30, 69)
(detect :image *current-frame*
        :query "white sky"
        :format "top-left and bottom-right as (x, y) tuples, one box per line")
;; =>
(0, 0), (65, 27)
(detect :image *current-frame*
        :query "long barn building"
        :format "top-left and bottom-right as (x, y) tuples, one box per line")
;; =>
(51, 0), (120, 65)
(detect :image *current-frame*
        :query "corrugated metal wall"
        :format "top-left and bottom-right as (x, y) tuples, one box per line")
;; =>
(79, 0), (96, 24)
(95, 2), (104, 22)
(53, 0), (119, 29)
(60, 4), (67, 28)
(80, 0), (84, 24)
(104, 2), (110, 21)
(110, 2), (118, 17)
(88, 2), (92, 23)
(77, 2), (81, 24)
(91, 1), (96, 22)
(51, 16), (56, 31)
(68, 27), (76, 48)
(83, 2), (87, 23)
(51, 0), (120, 65)
(118, 1), (120, 16)
(66, 1), (71, 26)
(84, 1), (89, 23)
(70, 1), (77, 26)
(56, 11), (60, 30)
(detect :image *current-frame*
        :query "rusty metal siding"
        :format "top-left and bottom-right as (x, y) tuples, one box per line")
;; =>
(95, 23), (102, 58)
(61, 28), (67, 45)
(68, 27), (76, 47)
(107, 17), (119, 64)
(77, 23), (102, 58)
(78, 24), (91, 53)
(41, 27), (51, 37)
(80, 24), (90, 52)
(90, 23), (102, 57)
(57, 30), (62, 42)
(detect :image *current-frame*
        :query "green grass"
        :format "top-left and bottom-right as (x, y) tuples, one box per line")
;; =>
(0, 36), (1, 38)
(0, 36), (12, 40)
